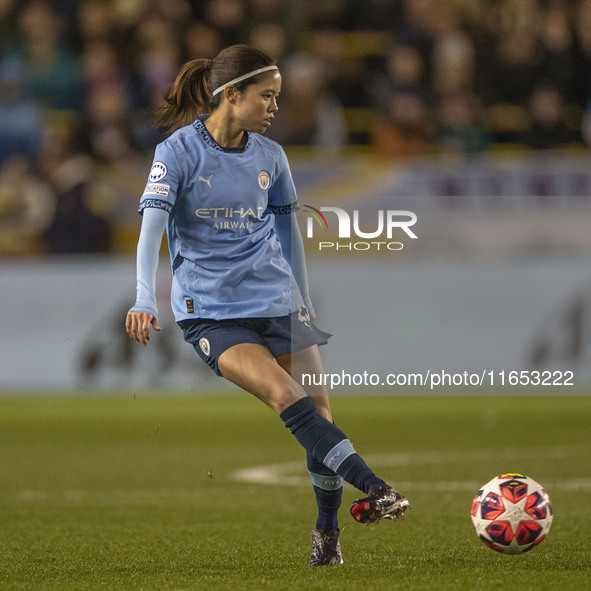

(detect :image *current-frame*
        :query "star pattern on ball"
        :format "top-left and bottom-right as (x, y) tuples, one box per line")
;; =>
(497, 496), (529, 533)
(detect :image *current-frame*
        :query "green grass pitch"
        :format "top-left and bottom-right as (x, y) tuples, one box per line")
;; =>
(0, 394), (590, 590)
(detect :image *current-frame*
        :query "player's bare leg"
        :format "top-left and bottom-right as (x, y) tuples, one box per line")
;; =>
(217, 343), (306, 413)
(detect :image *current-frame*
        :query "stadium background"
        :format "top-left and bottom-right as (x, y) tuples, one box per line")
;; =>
(1, 0), (591, 391)
(1, 3), (591, 590)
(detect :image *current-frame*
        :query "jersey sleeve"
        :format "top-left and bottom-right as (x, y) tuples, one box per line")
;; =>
(274, 212), (315, 317)
(138, 141), (181, 215)
(267, 146), (299, 215)
(129, 207), (168, 319)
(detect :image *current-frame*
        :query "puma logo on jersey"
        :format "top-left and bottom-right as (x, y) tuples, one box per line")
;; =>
(198, 175), (213, 188)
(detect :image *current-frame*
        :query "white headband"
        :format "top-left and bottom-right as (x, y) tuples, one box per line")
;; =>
(212, 65), (279, 97)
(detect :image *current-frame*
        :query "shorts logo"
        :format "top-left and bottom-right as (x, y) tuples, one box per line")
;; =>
(199, 338), (210, 356)
(148, 162), (167, 182)
(143, 183), (170, 197)
(258, 170), (270, 190)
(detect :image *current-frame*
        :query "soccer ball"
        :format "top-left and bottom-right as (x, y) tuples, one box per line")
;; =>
(471, 473), (553, 554)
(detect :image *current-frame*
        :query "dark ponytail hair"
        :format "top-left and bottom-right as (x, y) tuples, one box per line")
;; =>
(155, 44), (276, 134)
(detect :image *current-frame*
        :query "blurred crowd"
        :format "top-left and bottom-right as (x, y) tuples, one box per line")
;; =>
(1, 0), (591, 255)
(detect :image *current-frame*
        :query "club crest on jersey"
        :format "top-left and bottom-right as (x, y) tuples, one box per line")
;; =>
(258, 170), (270, 190)
(148, 162), (167, 182)
(199, 338), (210, 356)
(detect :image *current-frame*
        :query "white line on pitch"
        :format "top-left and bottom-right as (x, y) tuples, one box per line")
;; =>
(231, 445), (591, 489)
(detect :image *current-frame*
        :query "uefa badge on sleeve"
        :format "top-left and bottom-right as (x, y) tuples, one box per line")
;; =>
(149, 162), (168, 183)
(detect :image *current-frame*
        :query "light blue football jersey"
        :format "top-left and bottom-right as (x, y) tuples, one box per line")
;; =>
(138, 116), (304, 321)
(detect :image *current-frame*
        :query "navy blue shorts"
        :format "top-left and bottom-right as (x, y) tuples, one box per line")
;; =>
(179, 306), (332, 375)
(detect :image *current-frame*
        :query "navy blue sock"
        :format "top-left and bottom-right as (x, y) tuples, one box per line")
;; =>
(307, 451), (342, 531)
(360, 473), (386, 493)
(281, 397), (386, 493)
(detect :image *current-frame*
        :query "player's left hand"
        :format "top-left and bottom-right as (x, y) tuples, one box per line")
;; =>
(126, 310), (161, 346)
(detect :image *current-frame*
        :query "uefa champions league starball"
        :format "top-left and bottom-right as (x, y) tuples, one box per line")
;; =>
(471, 473), (553, 554)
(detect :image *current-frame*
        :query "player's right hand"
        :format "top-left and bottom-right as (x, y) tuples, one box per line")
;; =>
(126, 310), (161, 346)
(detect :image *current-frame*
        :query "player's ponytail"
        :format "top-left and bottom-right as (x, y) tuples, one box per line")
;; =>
(155, 45), (276, 135)
(154, 59), (213, 134)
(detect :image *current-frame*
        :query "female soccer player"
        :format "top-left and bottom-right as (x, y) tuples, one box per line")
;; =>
(125, 44), (410, 566)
